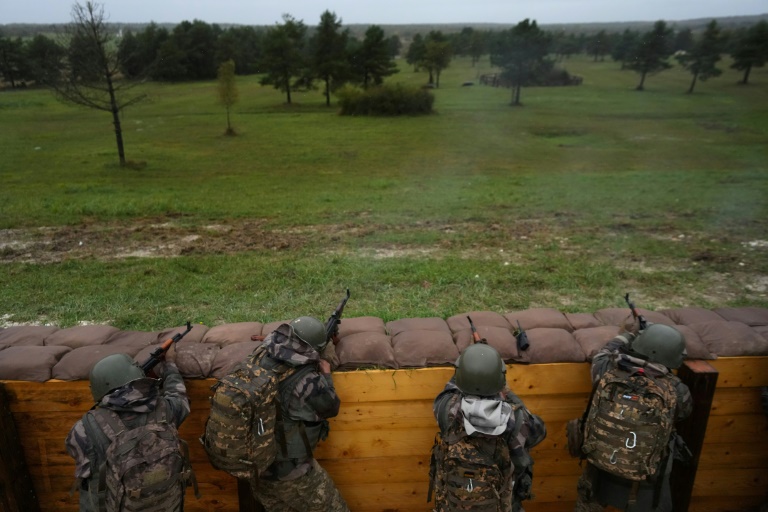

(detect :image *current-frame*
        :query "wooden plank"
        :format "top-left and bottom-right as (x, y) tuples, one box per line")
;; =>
(697, 442), (768, 470)
(671, 360), (719, 512)
(710, 386), (763, 416)
(693, 468), (768, 497)
(0, 383), (41, 512)
(688, 495), (767, 512)
(708, 356), (768, 388)
(702, 414), (768, 444)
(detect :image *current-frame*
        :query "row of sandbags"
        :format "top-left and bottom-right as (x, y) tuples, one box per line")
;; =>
(1, 306), (767, 382)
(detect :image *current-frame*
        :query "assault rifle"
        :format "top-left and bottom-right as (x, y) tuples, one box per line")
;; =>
(141, 321), (193, 374)
(624, 293), (648, 331)
(326, 289), (350, 345)
(515, 320), (530, 352)
(467, 316), (487, 344)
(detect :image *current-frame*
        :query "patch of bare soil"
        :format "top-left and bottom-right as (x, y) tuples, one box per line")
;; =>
(0, 219), (315, 263)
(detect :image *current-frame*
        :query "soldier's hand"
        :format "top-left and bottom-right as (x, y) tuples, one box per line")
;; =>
(318, 359), (331, 375)
(164, 343), (178, 364)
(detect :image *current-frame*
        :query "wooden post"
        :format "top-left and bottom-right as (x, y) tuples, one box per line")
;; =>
(670, 360), (719, 512)
(0, 383), (40, 512)
(237, 478), (265, 512)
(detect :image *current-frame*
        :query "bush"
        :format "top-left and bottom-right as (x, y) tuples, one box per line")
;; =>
(336, 83), (435, 116)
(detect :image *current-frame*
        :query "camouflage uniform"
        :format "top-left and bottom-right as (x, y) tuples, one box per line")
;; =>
(65, 362), (190, 511)
(432, 379), (547, 512)
(250, 324), (349, 512)
(575, 335), (693, 512)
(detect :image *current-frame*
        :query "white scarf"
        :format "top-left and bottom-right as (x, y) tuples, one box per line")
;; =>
(460, 396), (512, 436)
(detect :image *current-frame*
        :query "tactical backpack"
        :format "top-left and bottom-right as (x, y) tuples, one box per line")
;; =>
(79, 400), (197, 512)
(428, 405), (522, 512)
(581, 361), (678, 481)
(200, 344), (298, 480)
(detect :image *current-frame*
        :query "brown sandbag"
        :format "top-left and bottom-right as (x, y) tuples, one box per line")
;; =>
(453, 326), (518, 361)
(504, 308), (573, 332)
(106, 330), (161, 349)
(516, 328), (586, 364)
(52, 344), (144, 381)
(687, 321), (768, 357)
(594, 308), (675, 328)
(203, 322), (264, 345)
(338, 316), (387, 336)
(155, 323), (209, 344)
(712, 307), (768, 327)
(133, 342), (220, 378)
(0, 326), (59, 346)
(446, 311), (511, 333)
(0, 346), (71, 381)
(671, 325), (715, 360)
(573, 326), (622, 360)
(335, 331), (397, 370)
(659, 307), (725, 326)
(564, 313), (601, 331)
(210, 341), (262, 378)
(386, 317), (451, 337)
(392, 330), (459, 368)
(44, 325), (120, 349)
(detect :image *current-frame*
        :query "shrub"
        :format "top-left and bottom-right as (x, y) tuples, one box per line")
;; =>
(336, 83), (435, 116)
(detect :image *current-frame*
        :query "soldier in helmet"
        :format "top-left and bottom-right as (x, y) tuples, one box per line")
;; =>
(65, 350), (190, 511)
(430, 343), (547, 512)
(575, 323), (693, 512)
(250, 316), (350, 511)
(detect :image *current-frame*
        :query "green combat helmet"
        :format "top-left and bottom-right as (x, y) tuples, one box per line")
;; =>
(455, 344), (507, 396)
(89, 353), (145, 402)
(630, 324), (687, 369)
(290, 316), (328, 352)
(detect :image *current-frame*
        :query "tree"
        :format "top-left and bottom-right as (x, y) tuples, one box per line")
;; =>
(387, 35), (402, 58)
(611, 29), (638, 69)
(676, 20), (723, 94)
(117, 23), (168, 79)
(673, 27), (695, 53)
(0, 36), (26, 88)
(49, 2), (148, 167)
(405, 34), (426, 72)
(310, 10), (349, 107)
(730, 20), (768, 85)
(489, 19), (552, 106)
(351, 25), (398, 88)
(420, 31), (452, 87)
(217, 59), (238, 135)
(25, 34), (66, 84)
(627, 20), (673, 91)
(259, 14), (307, 104)
(587, 30), (611, 61)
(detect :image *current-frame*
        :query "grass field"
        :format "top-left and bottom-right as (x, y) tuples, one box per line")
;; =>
(1, 55), (767, 330)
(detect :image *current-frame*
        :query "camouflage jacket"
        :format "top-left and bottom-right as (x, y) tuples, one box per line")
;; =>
(65, 362), (190, 480)
(591, 335), (693, 422)
(261, 324), (341, 480)
(433, 379), (547, 478)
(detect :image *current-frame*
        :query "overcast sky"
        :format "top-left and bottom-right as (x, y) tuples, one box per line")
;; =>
(2, 0), (767, 26)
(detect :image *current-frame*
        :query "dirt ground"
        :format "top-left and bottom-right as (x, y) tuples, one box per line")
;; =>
(0, 219), (317, 263)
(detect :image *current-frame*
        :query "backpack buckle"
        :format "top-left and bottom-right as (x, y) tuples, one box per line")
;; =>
(626, 431), (637, 449)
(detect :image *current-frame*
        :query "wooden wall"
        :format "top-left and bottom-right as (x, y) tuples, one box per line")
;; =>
(2, 357), (767, 512)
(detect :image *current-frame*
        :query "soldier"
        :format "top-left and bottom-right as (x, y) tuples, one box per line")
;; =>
(65, 351), (191, 511)
(430, 343), (547, 512)
(250, 316), (350, 512)
(575, 323), (693, 512)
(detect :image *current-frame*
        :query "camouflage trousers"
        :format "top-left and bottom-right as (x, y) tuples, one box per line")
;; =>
(253, 459), (350, 512)
(575, 465), (605, 512)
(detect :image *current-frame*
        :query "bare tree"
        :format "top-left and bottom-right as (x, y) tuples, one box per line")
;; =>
(50, 2), (147, 167)
(217, 59), (238, 135)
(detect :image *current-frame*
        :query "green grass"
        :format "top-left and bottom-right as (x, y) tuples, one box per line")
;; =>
(1, 55), (767, 330)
